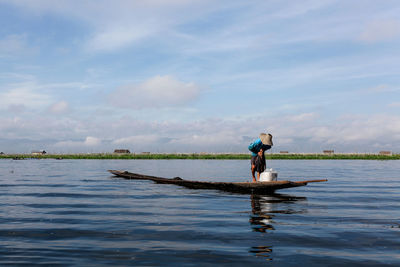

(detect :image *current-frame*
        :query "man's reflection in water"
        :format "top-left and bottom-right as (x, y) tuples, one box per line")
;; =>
(249, 194), (306, 259)
(250, 194), (275, 232)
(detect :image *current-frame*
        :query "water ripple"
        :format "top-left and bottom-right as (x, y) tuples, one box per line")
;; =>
(1, 159), (399, 266)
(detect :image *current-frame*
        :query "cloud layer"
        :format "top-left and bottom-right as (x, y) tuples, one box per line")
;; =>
(1, 110), (399, 153)
(109, 75), (201, 109)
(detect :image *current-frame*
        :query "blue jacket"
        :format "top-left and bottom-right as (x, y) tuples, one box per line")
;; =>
(248, 138), (271, 156)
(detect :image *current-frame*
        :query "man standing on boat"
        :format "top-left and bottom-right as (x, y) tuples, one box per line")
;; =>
(248, 133), (273, 182)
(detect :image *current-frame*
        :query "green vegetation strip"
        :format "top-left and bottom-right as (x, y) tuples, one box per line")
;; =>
(1, 153), (399, 160)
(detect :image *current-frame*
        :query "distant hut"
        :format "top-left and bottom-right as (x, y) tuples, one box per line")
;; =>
(0, 152), (4, 155)
(114, 149), (131, 154)
(31, 150), (47, 155)
(280, 151), (289, 154)
(379, 151), (392, 156)
(323, 150), (334, 154)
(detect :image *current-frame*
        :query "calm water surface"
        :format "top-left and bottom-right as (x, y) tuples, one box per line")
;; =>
(0, 159), (399, 266)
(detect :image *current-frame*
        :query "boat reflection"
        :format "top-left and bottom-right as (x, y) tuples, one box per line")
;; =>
(249, 193), (307, 259)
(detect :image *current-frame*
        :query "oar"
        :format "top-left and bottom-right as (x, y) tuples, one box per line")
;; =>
(294, 179), (328, 184)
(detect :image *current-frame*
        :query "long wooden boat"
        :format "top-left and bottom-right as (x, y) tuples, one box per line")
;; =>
(108, 170), (327, 194)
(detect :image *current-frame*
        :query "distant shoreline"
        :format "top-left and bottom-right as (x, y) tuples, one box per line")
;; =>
(1, 153), (399, 160)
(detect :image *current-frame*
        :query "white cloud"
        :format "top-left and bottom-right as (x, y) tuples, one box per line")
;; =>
(2, 0), (398, 56)
(48, 101), (69, 114)
(304, 115), (400, 146)
(367, 84), (390, 93)
(388, 102), (400, 108)
(54, 136), (101, 148)
(7, 104), (27, 113)
(0, 0), (214, 52)
(0, 34), (34, 57)
(84, 136), (101, 146)
(113, 135), (160, 145)
(2, 109), (400, 153)
(86, 25), (154, 52)
(364, 84), (399, 94)
(359, 20), (400, 42)
(274, 137), (293, 145)
(53, 140), (81, 148)
(171, 131), (241, 146)
(0, 85), (52, 108)
(0, 79), (97, 113)
(109, 75), (201, 109)
(287, 112), (318, 122)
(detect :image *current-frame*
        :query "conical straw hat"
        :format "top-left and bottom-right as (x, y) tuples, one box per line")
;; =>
(260, 133), (273, 146)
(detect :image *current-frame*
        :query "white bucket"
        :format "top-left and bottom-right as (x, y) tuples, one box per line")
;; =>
(260, 169), (278, 182)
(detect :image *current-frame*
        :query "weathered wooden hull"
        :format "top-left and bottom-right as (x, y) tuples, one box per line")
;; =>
(108, 170), (327, 194)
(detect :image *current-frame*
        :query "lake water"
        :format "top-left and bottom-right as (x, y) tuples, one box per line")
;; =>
(0, 159), (399, 266)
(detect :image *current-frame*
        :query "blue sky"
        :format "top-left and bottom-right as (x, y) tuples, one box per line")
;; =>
(1, 0), (399, 153)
